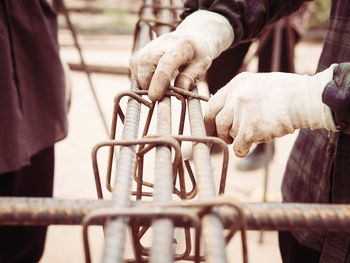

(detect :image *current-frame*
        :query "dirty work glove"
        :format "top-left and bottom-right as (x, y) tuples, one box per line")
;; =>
(130, 10), (234, 101)
(204, 66), (338, 157)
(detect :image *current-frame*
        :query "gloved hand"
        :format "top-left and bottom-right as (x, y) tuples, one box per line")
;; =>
(204, 66), (338, 157)
(130, 10), (234, 101)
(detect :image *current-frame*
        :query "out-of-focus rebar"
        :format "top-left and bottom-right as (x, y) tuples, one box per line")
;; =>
(58, 0), (109, 134)
(0, 198), (350, 233)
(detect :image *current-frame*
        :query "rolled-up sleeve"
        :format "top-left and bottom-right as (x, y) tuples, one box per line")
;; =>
(182, 0), (310, 45)
(322, 63), (350, 132)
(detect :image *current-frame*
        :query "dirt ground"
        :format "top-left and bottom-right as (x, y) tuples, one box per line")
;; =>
(38, 16), (324, 263)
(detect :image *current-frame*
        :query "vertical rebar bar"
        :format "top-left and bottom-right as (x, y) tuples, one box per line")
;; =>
(150, 96), (175, 263)
(187, 87), (227, 263)
(102, 79), (141, 263)
(150, 2), (175, 262)
(102, 2), (154, 262)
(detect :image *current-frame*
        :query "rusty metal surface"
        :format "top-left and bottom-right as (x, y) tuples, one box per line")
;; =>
(187, 88), (228, 263)
(151, 97), (175, 263)
(58, 0), (109, 134)
(0, 198), (108, 225)
(83, 207), (201, 263)
(93, 89), (210, 200)
(0, 197), (350, 233)
(150, 2), (175, 262)
(68, 63), (129, 75)
(101, 78), (142, 263)
(101, 0), (155, 262)
(0, 194), (348, 263)
(8, 1), (348, 263)
(244, 202), (350, 231)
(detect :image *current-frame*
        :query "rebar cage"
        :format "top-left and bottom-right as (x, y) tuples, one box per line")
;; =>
(3, 1), (350, 263)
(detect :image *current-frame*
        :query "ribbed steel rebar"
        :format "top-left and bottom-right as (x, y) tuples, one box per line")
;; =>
(0, 198), (350, 233)
(102, 78), (142, 263)
(150, 2), (175, 263)
(187, 88), (228, 263)
(0, 198), (108, 225)
(102, 2), (154, 261)
(243, 202), (350, 231)
(151, 98), (175, 263)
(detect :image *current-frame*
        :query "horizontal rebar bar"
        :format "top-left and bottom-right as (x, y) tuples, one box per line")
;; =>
(0, 198), (349, 232)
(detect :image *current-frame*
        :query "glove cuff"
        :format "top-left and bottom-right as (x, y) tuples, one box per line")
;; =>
(316, 64), (338, 131)
(309, 64), (337, 132)
(176, 10), (234, 59)
(322, 104), (337, 131)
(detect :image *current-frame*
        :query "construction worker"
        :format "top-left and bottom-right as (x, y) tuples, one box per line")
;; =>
(130, 0), (350, 262)
(0, 1), (67, 262)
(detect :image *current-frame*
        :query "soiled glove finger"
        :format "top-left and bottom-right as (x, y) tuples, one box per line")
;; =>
(148, 40), (195, 101)
(215, 100), (234, 144)
(232, 132), (253, 158)
(174, 58), (212, 91)
(130, 33), (209, 101)
(130, 10), (234, 101)
(135, 61), (157, 91)
(204, 87), (229, 136)
(130, 33), (193, 93)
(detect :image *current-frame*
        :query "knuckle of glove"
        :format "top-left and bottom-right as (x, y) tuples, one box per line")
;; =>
(234, 71), (253, 82)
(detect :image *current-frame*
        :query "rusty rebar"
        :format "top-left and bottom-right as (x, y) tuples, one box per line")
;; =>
(172, 135), (229, 195)
(83, 207), (201, 263)
(101, 0), (155, 260)
(150, 2), (176, 262)
(102, 81), (142, 263)
(169, 86), (209, 102)
(187, 87), (228, 263)
(0, 198), (350, 233)
(93, 136), (182, 201)
(106, 90), (153, 193)
(59, 0), (109, 134)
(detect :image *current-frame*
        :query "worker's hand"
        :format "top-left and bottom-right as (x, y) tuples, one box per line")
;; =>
(204, 66), (337, 157)
(130, 10), (234, 101)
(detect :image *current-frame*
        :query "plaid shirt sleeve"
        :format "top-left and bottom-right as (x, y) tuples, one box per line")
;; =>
(323, 63), (350, 133)
(181, 0), (311, 45)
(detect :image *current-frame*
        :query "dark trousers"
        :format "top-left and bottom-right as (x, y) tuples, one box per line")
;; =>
(0, 146), (55, 263)
(279, 231), (321, 263)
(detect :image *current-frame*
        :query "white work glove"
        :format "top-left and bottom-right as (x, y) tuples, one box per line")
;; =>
(204, 66), (338, 157)
(130, 10), (234, 101)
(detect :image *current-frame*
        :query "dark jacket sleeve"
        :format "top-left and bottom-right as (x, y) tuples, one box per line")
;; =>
(322, 63), (350, 132)
(181, 0), (311, 45)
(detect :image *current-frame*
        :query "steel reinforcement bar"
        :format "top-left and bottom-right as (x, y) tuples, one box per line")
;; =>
(150, 1), (176, 263)
(101, 1), (154, 262)
(0, 197), (349, 233)
(103, 0), (165, 263)
(187, 88), (228, 263)
(48, 1), (350, 262)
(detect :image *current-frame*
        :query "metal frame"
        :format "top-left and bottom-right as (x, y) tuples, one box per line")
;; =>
(0, 197), (350, 262)
(3, 1), (349, 263)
